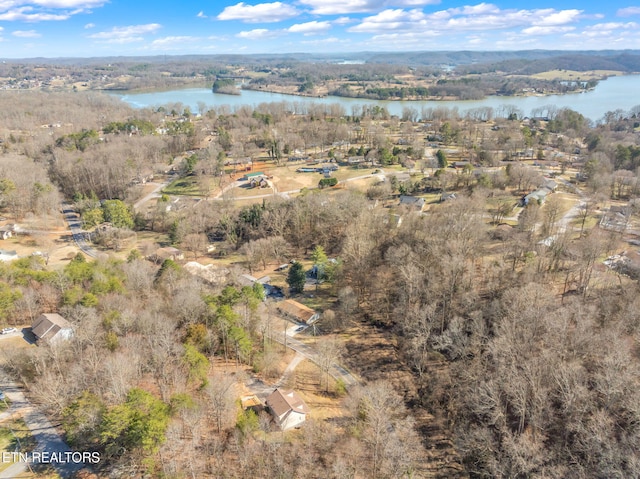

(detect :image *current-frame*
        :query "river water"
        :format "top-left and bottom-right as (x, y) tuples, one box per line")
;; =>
(113, 74), (640, 123)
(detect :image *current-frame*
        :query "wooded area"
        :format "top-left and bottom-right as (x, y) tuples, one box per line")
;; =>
(0, 76), (640, 478)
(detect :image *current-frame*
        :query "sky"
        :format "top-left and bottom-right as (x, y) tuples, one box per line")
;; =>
(1, 0), (640, 58)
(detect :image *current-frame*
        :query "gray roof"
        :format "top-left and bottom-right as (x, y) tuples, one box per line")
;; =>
(399, 195), (426, 207)
(32, 313), (73, 342)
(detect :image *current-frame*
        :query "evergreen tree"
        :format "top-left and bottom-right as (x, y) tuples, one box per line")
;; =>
(287, 261), (306, 294)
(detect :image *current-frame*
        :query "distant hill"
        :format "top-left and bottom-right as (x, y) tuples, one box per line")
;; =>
(3, 50), (640, 70)
(455, 53), (640, 74)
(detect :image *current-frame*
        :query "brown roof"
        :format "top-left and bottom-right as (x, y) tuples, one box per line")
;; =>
(32, 313), (73, 342)
(277, 299), (317, 323)
(266, 389), (310, 417)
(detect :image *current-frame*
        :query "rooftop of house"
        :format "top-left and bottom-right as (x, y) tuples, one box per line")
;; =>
(32, 313), (73, 341)
(266, 389), (310, 418)
(277, 299), (317, 323)
(399, 195), (426, 206)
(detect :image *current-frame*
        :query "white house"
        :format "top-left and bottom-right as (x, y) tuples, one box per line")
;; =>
(0, 225), (13, 240)
(266, 389), (310, 431)
(32, 313), (74, 345)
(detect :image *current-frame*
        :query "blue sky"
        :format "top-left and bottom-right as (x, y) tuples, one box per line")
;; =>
(1, 0), (640, 58)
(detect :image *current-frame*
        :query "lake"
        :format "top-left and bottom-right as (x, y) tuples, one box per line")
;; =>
(113, 74), (640, 123)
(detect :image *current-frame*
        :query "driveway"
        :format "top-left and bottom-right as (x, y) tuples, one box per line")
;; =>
(267, 329), (359, 389)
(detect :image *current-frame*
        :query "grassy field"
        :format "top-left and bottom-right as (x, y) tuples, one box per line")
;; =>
(162, 176), (203, 196)
(0, 419), (36, 473)
(529, 69), (622, 81)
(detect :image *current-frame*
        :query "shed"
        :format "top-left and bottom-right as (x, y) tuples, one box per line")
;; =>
(32, 313), (74, 345)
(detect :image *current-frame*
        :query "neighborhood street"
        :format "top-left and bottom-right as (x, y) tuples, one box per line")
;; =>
(61, 203), (98, 258)
(0, 370), (86, 478)
(132, 179), (172, 210)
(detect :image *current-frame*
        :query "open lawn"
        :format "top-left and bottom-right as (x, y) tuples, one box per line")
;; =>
(0, 419), (36, 473)
(529, 69), (622, 81)
(232, 184), (276, 198)
(0, 333), (36, 366)
(162, 176), (203, 196)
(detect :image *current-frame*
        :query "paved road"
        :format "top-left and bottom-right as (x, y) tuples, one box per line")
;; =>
(0, 370), (86, 478)
(61, 203), (98, 258)
(133, 180), (172, 210)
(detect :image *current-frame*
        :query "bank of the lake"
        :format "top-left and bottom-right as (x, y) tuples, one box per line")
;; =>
(113, 74), (640, 123)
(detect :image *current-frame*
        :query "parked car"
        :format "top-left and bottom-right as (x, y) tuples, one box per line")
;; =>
(1, 327), (16, 335)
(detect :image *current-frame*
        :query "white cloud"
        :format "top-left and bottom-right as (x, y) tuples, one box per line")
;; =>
(236, 28), (282, 39)
(522, 25), (575, 35)
(300, 36), (342, 44)
(349, 9), (428, 33)
(580, 21), (639, 37)
(534, 9), (581, 26)
(217, 2), (299, 23)
(30, 0), (102, 7)
(148, 36), (198, 50)
(89, 23), (161, 43)
(84, 22), (94, 28)
(298, 0), (439, 15)
(0, 0), (104, 22)
(333, 16), (353, 25)
(350, 5), (584, 35)
(151, 35), (196, 46)
(618, 7), (640, 17)
(0, 7), (69, 21)
(12, 29), (40, 37)
(196, 11), (206, 18)
(288, 20), (331, 35)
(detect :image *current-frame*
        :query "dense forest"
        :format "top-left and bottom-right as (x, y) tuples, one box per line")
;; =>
(0, 83), (640, 478)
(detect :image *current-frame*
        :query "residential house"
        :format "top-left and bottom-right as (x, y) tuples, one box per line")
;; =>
(0, 225), (13, 240)
(242, 172), (265, 181)
(521, 178), (558, 206)
(391, 172), (411, 183)
(266, 389), (310, 431)
(441, 192), (457, 202)
(153, 247), (184, 262)
(277, 299), (320, 324)
(399, 195), (426, 211)
(32, 313), (74, 345)
(600, 205), (630, 231)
